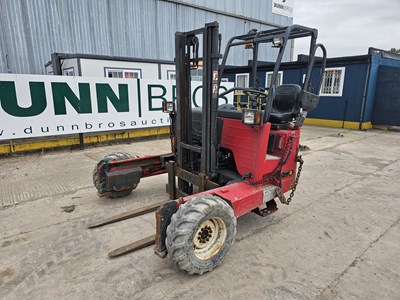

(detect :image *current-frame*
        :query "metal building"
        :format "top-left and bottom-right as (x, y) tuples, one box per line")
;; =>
(0, 0), (294, 75)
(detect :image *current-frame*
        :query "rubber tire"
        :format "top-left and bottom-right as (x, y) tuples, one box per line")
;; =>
(92, 152), (137, 198)
(166, 195), (236, 275)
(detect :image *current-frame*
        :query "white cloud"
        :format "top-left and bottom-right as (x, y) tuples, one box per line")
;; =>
(293, 0), (400, 58)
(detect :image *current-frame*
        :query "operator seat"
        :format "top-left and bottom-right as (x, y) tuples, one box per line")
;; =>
(269, 84), (301, 128)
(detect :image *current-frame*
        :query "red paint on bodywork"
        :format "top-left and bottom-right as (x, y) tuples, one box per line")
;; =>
(213, 182), (264, 217)
(220, 118), (300, 192)
(108, 153), (172, 178)
(178, 181), (264, 218)
(220, 118), (273, 181)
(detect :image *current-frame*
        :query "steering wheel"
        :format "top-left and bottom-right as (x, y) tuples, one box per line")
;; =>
(219, 87), (267, 98)
(219, 87), (268, 109)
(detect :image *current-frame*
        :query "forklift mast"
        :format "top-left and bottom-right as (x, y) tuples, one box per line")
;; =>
(171, 22), (221, 197)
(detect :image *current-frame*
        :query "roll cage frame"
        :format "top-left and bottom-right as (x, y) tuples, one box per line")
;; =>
(218, 25), (327, 122)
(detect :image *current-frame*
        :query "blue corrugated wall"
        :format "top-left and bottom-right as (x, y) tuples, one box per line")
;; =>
(307, 64), (368, 123)
(224, 63), (369, 123)
(363, 56), (400, 124)
(372, 66), (400, 125)
(224, 52), (400, 128)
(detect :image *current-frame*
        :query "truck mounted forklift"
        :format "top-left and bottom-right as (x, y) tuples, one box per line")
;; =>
(90, 22), (327, 275)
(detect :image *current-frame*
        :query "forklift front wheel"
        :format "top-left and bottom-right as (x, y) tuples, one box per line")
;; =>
(165, 195), (236, 275)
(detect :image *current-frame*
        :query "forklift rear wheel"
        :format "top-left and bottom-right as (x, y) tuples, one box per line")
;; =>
(92, 152), (137, 198)
(166, 195), (236, 275)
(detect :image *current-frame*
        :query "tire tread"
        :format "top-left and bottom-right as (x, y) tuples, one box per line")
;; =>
(166, 195), (236, 275)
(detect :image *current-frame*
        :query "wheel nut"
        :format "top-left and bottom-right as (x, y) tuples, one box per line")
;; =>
(206, 238), (209, 242)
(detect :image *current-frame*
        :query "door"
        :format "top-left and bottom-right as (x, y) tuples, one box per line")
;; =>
(372, 66), (400, 126)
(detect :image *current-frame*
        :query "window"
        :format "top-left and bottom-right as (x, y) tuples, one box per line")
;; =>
(235, 73), (249, 87)
(167, 70), (176, 80)
(63, 67), (75, 76)
(265, 71), (283, 88)
(191, 68), (203, 81)
(105, 68), (142, 79)
(320, 67), (345, 96)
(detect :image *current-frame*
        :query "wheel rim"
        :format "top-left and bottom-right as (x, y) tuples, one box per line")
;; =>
(193, 217), (227, 260)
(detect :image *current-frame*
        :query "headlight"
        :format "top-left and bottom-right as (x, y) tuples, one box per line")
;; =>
(242, 109), (263, 126)
(162, 101), (175, 113)
(272, 36), (284, 47)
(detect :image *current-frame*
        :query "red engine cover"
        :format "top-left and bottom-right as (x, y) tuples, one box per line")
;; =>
(219, 118), (300, 193)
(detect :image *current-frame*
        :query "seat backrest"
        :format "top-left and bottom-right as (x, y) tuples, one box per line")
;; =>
(269, 84), (301, 124)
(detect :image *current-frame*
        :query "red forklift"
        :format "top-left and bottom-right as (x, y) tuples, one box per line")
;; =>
(91, 22), (326, 275)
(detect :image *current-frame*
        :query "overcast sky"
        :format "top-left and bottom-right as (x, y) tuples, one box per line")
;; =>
(293, 0), (400, 58)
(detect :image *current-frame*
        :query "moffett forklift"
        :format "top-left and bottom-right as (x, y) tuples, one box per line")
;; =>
(90, 22), (326, 275)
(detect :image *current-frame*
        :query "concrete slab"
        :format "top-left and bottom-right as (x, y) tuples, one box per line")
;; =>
(0, 138), (171, 208)
(0, 126), (399, 299)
